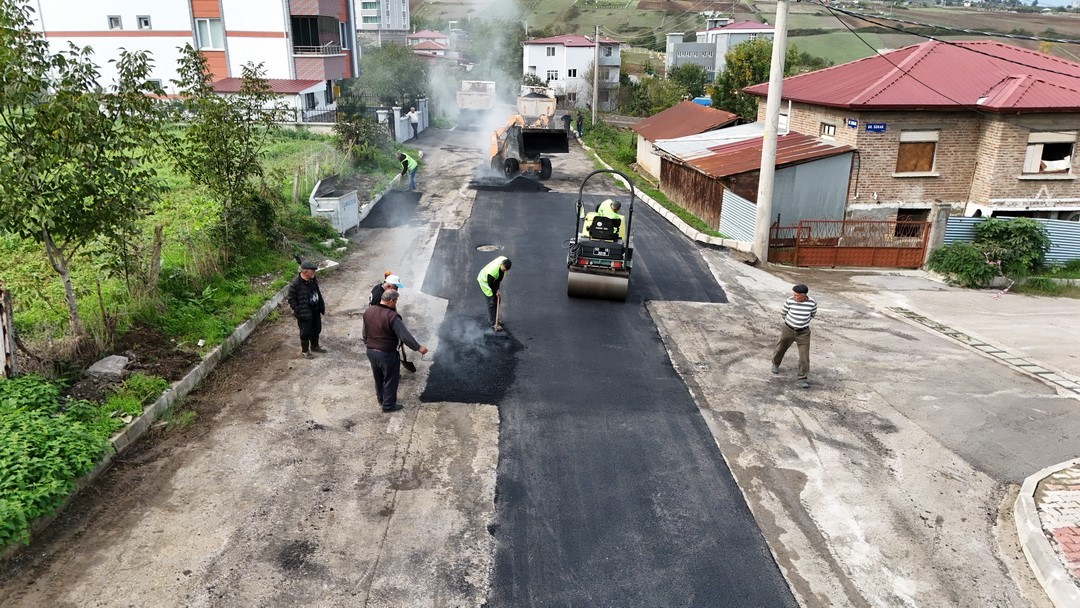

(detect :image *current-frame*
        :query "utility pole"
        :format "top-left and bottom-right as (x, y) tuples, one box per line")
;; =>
(592, 25), (600, 125)
(751, 0), (791, 263)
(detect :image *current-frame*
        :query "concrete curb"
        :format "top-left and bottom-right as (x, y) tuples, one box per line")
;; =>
(579, 141), (751, 252)
(1015, 457), (1080, 608)
(879, 306), (1080, 399)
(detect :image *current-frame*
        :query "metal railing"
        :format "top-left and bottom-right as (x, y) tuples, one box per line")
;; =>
(292, 43), (344, 56)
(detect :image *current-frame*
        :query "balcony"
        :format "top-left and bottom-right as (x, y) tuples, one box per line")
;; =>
(293, 43), (344, 56)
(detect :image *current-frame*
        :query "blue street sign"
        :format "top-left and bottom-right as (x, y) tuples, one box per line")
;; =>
(846, 118), (858, 129)
(865, 122), (887, 133)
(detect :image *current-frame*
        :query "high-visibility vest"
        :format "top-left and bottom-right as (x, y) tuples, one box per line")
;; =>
(595, 200), (625, 239)
(477, 256), (507, 297)
(402, 153), (418, 172)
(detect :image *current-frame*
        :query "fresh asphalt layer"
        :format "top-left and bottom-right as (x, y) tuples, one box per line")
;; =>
(421, 190), (796, 606)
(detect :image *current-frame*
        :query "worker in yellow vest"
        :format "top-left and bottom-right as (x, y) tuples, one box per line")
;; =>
(477, 256), (512, 331)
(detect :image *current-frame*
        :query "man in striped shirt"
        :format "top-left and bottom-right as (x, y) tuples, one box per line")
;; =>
(772, 284), (817, 389)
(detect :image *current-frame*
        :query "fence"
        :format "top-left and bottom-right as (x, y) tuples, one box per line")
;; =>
(1, 283), (14, 378)
(770, 220), (930, 268)
(943, 216), (1080, 264)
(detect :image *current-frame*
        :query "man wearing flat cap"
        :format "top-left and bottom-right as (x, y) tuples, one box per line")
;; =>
(287, 261), (327, 358)
(771, 284), (817, 388)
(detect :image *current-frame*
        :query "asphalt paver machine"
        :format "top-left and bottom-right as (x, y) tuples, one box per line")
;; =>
(566, 169), (636, 301)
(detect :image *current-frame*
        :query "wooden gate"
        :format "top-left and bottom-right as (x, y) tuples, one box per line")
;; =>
(769, 220), (930, 268)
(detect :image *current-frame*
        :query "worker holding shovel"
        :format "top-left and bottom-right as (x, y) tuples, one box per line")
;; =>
(477, 256), (511, 332)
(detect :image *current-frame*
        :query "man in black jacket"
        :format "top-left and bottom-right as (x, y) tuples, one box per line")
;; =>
(287, 261), (326, 358)
(362, 290), (428, 412)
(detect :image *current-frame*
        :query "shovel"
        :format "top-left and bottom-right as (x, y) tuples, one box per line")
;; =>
(400, 343), (417, 373)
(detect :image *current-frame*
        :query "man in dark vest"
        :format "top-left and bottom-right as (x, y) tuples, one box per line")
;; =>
(362, 290), (428, 412)
(286, 261), (326, 358)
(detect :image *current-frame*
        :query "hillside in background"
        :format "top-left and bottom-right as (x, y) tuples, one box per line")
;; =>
(412, 0), (1080, 73)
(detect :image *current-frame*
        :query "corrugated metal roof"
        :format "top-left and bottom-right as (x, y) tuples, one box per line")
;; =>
(688, 132), (853, 178)
(212, 78), (321, 94)
(654, 123), (765, 161)
(743, 40), (1080, 113)
(631, 101), (738, 142)
(713, 21), (771, 30)
(524, 34), (618, 47)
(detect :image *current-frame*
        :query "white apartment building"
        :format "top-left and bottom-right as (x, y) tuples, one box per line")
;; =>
(521, 34), (621, 110)
(30, 0), (359, 120)
(355, 0), (409, 46)
(665, 19), (774, 79)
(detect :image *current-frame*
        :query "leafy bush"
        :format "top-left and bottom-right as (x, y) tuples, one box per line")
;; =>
(973, 217), (1050, 277)
(0, 375), (113, 546)
(926, 242), (998, 288)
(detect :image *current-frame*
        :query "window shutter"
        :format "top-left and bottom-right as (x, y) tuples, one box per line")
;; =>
(896, 142), (935, 172)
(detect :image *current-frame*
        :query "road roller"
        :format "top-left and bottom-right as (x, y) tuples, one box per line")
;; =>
(566, 169), (636, 301)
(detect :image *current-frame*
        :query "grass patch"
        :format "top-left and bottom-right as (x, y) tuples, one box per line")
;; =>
(582, 119), (724, 238)
(1011, 278), (1080, 299)
(1033, 259), (1080, 280)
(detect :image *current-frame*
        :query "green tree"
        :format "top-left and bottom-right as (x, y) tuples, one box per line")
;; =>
(618, 75), (687, 116)
(711, 38), (804, 121)
(170, 44), (285, 250)
(667, 63), (708, 98)
(356, 43), (428, 106)
(0, 1), (165, 336)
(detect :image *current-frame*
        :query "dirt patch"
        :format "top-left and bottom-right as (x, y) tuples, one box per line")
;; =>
(65, 375), (124, 403)
(112, 323), (202, 382)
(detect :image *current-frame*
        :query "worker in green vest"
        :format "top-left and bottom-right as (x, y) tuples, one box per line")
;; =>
(596, 199), (626, 239)
(477, 256), (512, 331)
(397, 151), (419, 191)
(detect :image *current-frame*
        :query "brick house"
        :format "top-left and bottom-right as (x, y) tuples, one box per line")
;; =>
(744, 40), (1080, 224)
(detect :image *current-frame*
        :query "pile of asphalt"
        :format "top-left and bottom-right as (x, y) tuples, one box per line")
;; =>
(468, 175), (550, 192)
(418, 312), (522, 404)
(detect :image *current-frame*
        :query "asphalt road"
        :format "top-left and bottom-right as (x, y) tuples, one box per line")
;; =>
(420, 189), (796, 606)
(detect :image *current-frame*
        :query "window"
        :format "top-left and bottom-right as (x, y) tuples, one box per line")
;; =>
(567, 68), (577, 78)
(325, 80), (335, 103)
(137, 15), (151, 30)
(362, 16), (379, 24)
(546, 46), (556, 57)
(361, 1), (378, 8)
(304, 92), (317, 110)
(339, 22), (350, 49)
(107, 15), (122, 30)
(820, 122), (836, 139)
(146, 79), (163, 90)
(195, 18), (224, 49)
(528, 66), (537, 74)
(895, 130), (938, 173)
(1023, 131), (1075, 174)
(748, 33), (758, 41)
(546, 70), (558, 81)
(778, 108), (789, 132)
(601, 45), (612, 57)
(566, 92), (577, 103)
(895, 208), (930, 238)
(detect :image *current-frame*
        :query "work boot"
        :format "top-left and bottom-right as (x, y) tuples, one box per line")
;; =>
(771, 363), (780, 374)
(798, 379), (810, 389)
(492, 323), (503, 332)
(301, 351), (314, 359)
(382, 404), (404, 413)
(311, 340), (327, 353)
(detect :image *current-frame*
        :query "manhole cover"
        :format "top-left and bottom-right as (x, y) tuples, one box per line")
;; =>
(476, 244), (504, 252)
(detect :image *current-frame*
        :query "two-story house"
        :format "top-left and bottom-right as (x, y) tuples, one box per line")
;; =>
(744, 40), (1080, 224)
(665, 19), (774, 79)
(521, 34), (621, 110)
(30, 0), (358, 121)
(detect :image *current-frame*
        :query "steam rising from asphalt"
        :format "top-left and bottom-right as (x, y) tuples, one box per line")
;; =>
(419, 312), (518, 405)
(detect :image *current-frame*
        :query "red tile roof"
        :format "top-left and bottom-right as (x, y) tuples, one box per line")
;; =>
(632, 101), (738, 141)
(407, 29), (447, 39)
(743, 40), (1080, 113)
(411, 40), (447, 50)
(212, 78), (321, 94)
(687, 132), (853, 178)
(524, 34), (619, 47)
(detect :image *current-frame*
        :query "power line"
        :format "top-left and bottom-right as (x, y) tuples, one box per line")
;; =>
(810, 3), (1080, 46)
(816, 2), (1077, 135)
(810, 0), (1080, 82)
